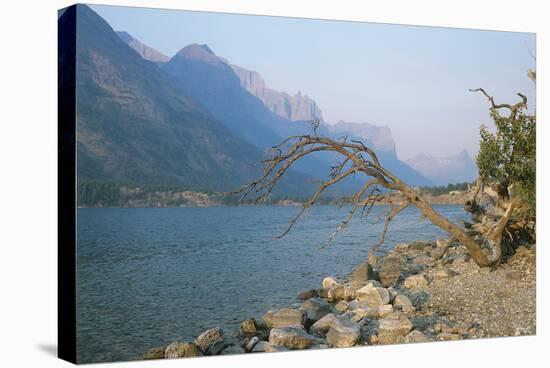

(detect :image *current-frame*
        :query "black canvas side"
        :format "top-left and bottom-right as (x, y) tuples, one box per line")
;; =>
(58, 4), (77, 364)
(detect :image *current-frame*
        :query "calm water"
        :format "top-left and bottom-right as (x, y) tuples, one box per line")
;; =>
(76, 205), (467, 363)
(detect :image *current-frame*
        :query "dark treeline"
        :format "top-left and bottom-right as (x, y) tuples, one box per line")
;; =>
(78, 180), (475, 207)
(418, 182), (474, 196)
(77, 181), (336, 207)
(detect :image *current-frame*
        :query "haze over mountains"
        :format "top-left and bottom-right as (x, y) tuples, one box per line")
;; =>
(116, 31), (170, 64)
(406, 150), (478, 186)
(230, 64), (324, 122)
(64, 5), (477, 201)
(69, 5), (313, 197)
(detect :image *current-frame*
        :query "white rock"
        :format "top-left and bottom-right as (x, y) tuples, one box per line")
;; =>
(245, 336), (260, 352)
(322, 277), (338, 289)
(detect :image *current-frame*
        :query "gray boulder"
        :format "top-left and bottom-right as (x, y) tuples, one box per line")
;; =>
(220, 345), (246, 355)
(142, 347), (165, 360)
(378, 253), (405, 286)
(334, 300), (349, 314)
(165, 342), (202, 358)
(301, 297), (331, 322)
(326, 317), (361, 347)
(404, 330), (429, 343)
(356, 285), (390, 307)
(344, 282), (364, 300)
(239, 319), (257, 336)
(310, 313), (336, 337)
(348, 261), (376, 284)
(269, 327), (323, 349)
(393, 294), (415, 314)
(244, 336), (260, 352)
(327, 284), (346, 302)
(377, 304), (393, 318)
(297, 289), (318, 300)
(194, 328), (225, 355)
(262, 308), (305, 328)
(251, 341), (271, 353)
(378, 312), (413, 344)
(396, 329), (430, 344)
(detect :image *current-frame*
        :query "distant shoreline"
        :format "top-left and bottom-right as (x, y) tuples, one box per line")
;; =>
(78, 181), (472, 209)
(76, 198), (467, 209)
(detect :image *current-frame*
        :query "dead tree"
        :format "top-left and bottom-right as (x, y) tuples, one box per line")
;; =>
(226, 125), (519, 268)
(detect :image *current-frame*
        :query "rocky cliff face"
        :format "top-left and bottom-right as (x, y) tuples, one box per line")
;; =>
(116, 31), (170, 63)
(405, 150), (478, 186)
(231, 64), (324, 122)
(113, 30), (429, 187)
(74, 6), (267, 192)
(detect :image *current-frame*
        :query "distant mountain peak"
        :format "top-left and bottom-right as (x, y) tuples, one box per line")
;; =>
(229, 63), (324, 122)
(406, 149), (477, 186)
(115, 31), (170, 63)
(175, 43), (221, 65)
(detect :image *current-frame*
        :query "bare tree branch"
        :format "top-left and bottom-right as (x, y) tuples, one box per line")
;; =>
(276, 166), (360, 238)
(224, 132), (518, 268)
(370, 201), (411, 255)
(469, 88), (528, 117)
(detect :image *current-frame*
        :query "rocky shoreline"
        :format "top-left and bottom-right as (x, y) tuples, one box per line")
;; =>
(141, 238), (536, 360)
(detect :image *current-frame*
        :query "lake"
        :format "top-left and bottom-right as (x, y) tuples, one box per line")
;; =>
(76, 205), (468, 363)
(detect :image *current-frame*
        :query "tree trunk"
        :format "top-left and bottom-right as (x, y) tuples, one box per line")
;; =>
(397, 184), (500, 267)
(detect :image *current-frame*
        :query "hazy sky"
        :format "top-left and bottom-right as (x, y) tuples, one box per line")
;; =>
(90, 4), (536, 161)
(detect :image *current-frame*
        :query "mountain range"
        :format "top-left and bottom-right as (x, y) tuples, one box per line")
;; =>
(69, 5), (316, 197)
(116, 31), (429, 183)
(63, 5), (479, 203)
(230, 63), (324, 122)
(406, 150), (478, 186)
(115, 31), (170, 64)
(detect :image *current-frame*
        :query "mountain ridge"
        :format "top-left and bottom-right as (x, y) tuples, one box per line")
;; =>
(115, 31), (170, 63)
(230, 63), (324, 122)
(406, 150), (478, 185)
(72, 5), (312, 195)
(113, 22), (431, 188)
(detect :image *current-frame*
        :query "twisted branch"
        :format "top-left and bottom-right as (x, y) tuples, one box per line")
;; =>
(469, 88), (527, 117)
(224, 133), (513, 267)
